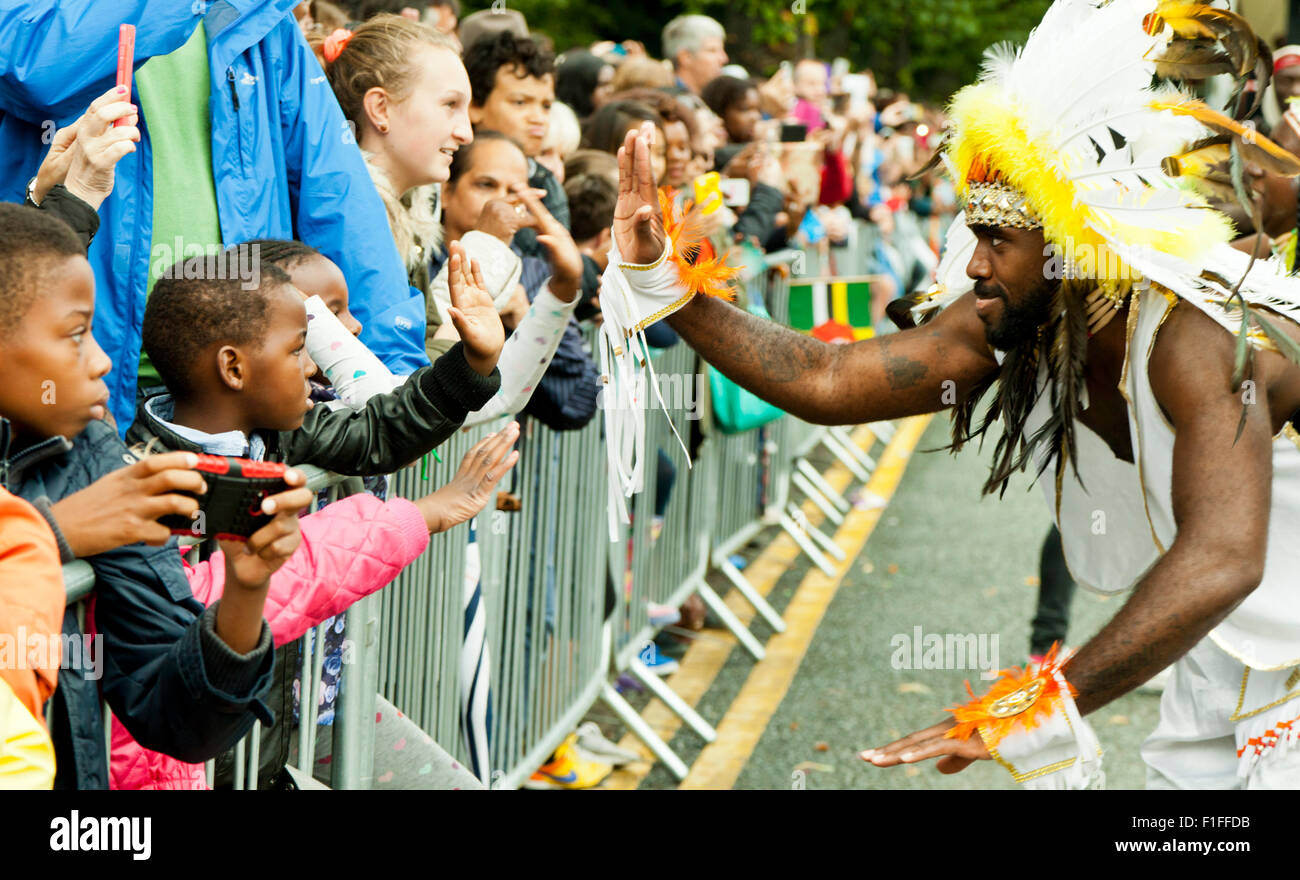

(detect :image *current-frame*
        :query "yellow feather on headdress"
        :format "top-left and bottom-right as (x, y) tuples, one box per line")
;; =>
(946, 80), (1235, 277)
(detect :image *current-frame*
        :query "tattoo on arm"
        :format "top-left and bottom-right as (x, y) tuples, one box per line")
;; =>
(710, 310), (833, 385)
(879, 335), (928, 391)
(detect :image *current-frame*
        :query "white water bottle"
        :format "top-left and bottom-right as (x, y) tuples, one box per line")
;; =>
(304, 295), (403, 409)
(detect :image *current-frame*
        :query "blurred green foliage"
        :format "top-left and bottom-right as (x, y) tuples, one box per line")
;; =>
(473, 0), (1051, 101)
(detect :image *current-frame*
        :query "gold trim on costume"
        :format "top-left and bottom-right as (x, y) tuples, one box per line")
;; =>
(629, 289), (696, 337)
(977, 699), (1102, 785)
(985, 732), (1079, 785)
(617, 240), (671, 272)
(1125, 289), (1168, 555)
(1209, 632), (1300, 672)
(964, 182), (1041, 230)
(1229, 666), (1300, 722)
(1283, 422), (1300, 453)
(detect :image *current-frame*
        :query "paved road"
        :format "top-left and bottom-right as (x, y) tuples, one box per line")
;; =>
(634, 416), (1163, 790)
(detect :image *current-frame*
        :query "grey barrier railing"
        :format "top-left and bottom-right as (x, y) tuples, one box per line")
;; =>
(58, 223), (898, 789)
(414, 414), (612, 789)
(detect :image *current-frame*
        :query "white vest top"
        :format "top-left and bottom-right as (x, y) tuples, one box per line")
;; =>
(1021, 287), (1300, 670)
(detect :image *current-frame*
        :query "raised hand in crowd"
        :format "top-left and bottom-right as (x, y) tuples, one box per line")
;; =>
(510, 183), (584, 302)
(445, 240), (507, 377)
(475, 190), (544, 244)
(49, 452), (211, 558)
(756, 66), (795, 120)
(413, 421), (522, 534)
(215, 468), (315, 653)
(31, 85), (140, 211)
(614, 122), (669, 266)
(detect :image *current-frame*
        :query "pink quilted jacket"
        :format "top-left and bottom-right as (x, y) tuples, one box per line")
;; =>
(109, 493), (430, 790)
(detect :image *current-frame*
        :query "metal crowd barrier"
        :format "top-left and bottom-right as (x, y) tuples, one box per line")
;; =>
(588, 242), (894, 779)
(59, 232), (898, 790)
(430, 414), (611, 789)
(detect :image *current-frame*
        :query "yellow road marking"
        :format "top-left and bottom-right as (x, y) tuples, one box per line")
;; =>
(678, 415), (930, 789)
(602, 419), (926, 789)
(601, 425), (875, 790)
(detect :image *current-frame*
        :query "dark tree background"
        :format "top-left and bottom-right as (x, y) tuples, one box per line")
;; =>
(481, 0), (1052, 101)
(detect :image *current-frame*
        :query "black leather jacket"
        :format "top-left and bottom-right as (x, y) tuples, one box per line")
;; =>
(126, 342), (500, 474)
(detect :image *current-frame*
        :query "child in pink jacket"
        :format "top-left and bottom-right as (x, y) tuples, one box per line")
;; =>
(108, 240), (518, 788)
(109, 426), (519, 789)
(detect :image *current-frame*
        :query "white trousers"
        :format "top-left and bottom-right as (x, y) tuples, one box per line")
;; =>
(1141, 637), (1300, 790)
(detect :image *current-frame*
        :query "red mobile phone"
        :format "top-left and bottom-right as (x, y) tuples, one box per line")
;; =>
(115, 24), (135, 127)
(158, 455), (292, 542)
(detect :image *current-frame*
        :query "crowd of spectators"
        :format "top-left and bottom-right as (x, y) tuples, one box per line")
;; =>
(0, 0), (956, 791)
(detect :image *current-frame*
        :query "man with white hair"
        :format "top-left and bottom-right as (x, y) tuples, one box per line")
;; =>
(662, 14), (728, 96)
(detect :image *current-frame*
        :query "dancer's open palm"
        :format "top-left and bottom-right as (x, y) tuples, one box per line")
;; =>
(613, 121), (668, 265)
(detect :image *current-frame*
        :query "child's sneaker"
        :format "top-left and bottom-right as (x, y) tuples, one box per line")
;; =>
(647, 602), (680, 627)
(522, 734), (612, 790)
(638, 642), (679, 676)
(573, 722), (641, 767)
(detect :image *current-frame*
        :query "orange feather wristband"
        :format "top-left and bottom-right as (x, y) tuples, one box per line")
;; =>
(944, 643), (1077, 748)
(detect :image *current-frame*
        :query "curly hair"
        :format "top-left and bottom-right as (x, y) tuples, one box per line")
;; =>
(700, 75), (754, 120)
(464, 30), (555, 107)
(142, 252), (292, 400)
(0, 203), (85, 338)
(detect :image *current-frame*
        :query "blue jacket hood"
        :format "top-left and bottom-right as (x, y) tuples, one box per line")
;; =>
(0, 0), (429, 432)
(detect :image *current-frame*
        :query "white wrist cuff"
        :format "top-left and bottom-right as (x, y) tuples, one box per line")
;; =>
(597, 235), (693, 541)
(983, 670), (1104, 790)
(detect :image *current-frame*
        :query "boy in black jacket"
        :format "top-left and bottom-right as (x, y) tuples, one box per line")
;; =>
(0, 201), (314, 788)
(128, 244), (505, 474)
(128, 241), (519, 788)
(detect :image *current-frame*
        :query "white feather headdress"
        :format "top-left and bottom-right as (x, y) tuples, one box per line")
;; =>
(930, 0), (1300, 348)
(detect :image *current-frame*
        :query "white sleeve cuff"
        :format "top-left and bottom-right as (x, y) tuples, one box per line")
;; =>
(982, 672), (1104, 790)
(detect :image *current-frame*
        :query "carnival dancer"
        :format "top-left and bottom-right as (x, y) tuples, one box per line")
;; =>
(600, 0), (1300, 788)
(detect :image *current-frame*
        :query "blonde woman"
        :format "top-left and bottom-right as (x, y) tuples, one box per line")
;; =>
(313, 15), (581, 364)
(313, 14), (471, 294)
(313, 14), (586, 785)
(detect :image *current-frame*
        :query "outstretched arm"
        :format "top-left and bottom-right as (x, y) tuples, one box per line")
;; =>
(667, 291), (997, 425)
(864, 302), (1275, 774)
(611, 122), (996, 426)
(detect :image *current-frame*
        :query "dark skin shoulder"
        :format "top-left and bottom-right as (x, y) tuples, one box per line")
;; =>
(864, 292), (1282, 774)
(1150, 299), (1300, 435)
